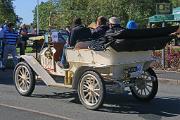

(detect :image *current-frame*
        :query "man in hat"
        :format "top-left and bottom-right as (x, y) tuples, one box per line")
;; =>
(106, 17), (124, 34)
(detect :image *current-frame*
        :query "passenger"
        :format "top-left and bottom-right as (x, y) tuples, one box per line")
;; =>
(70, 18), (92, 48)
(106, 17), (124, 33)
(58, 18), (92, 68)
(126, 20), (138, 29)
(92, 16), (109, 39)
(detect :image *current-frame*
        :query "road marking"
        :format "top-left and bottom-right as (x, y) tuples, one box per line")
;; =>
(155, 70), (180, 74)
(0, 103), (74, 120)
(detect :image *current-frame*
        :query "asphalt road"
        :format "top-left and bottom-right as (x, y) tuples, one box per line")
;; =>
(0, 69), (180, 120)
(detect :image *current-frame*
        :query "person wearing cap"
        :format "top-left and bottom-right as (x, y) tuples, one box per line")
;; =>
(107, 17), (124, 33)
(2, 23), (19, 70)
(126, 20), (138, 29)
(92, 16), (109, 39)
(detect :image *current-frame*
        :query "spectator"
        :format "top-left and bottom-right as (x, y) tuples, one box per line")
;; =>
(126, 20), (138, 29)
(3, 20), (9, 31)
(92, 16), (109, 39)
(0, 21), (9, 59)
(19, 24), (28, 55)
(2, 23), (19, 70)
(0, 26), (4, 59)
(28, 23), (36, 35)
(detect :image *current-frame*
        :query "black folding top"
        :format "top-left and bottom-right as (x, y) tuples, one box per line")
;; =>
(107, 26), (178, 52)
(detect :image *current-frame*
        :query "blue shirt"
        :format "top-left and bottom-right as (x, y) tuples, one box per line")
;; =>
(4, 30), (18, 45)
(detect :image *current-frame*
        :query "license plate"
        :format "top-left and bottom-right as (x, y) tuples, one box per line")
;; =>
(127, 64), (142, 73)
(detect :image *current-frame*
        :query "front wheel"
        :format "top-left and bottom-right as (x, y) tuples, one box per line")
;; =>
(14, 62), (35, 96)
(78, 70), (105, 110)
(130, 68), (158, 102)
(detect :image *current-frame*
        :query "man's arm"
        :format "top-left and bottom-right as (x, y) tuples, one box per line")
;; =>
(171, 26), (180, 36)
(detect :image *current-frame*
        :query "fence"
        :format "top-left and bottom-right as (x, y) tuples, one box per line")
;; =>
(151, 45), (180, 71)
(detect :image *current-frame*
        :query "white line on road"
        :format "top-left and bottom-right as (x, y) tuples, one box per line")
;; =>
(0, 103), (74, 120)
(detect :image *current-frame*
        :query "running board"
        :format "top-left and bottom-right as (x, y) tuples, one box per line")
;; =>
(21, 55), (69, 87)
(49, 83), (72, 88)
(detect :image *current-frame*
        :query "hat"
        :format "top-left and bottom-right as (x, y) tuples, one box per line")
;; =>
(126, 20), (138, 29)
(109, 17), (120, 25)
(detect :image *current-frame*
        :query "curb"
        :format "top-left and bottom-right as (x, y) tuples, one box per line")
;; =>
(155, 70), (180, 74)
(158, 77), (180, 85)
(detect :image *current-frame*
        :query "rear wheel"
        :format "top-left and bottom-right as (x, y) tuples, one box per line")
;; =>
(78, 70), (105, 110)
(130, 68), (158, 101)
(14, 62), (35, 96)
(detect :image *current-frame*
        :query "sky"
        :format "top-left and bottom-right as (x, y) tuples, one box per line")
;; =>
(13, 0), (48, 24)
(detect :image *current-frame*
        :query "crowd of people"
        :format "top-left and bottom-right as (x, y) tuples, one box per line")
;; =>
(0, 21), (36, 70)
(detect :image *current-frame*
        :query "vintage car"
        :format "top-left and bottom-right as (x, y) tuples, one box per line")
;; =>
(13, 26), (178, 110)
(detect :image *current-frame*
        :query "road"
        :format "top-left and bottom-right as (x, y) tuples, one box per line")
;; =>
(0, 69), (180, 120)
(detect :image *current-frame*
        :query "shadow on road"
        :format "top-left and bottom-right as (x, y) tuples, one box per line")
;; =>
(1, 69), (179, 119)
(31, 91), (180, 119)
(99, 93), (180, 119)
(0, 69), (46, 86)
(0, 69), (14, 85)
(32, 91), (79, 100)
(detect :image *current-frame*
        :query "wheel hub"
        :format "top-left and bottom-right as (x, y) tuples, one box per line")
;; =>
(136, 80), (146, 89)
(21, 74), (27, 80)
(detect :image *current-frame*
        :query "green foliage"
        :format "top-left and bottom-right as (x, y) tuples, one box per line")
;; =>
(170, 0), (180, 7)
(33, 0), (179, 29)
(0, 0), (16, 24)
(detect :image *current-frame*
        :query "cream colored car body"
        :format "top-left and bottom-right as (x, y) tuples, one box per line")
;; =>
(40, 46), (154, 82)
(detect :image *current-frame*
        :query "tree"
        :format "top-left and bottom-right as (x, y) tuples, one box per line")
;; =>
(170, 0), (180, 7)
(0, 0), (16, 24)
(33, 0), (178, 29)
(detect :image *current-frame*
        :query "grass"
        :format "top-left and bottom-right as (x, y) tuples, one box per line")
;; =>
(16, 47), (33, 54)
(5, 47), (33, 68)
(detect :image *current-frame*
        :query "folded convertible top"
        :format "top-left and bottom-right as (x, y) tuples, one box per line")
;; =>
(110, 26), (178, 39)
(107, 26), (179, 52)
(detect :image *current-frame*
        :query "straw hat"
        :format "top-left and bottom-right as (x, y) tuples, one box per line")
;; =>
(109, 17), (120, 25)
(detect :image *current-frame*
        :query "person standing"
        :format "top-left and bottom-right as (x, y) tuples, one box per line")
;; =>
(2, 23), (19, 70)
(19, 24), (28, 55)
(0, 26), (4, 59)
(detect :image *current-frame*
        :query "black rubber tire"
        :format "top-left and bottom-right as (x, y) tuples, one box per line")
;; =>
(77, 70), (105, 110)
(14, 62), (35, 96)
(130, 68), (158, 102)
